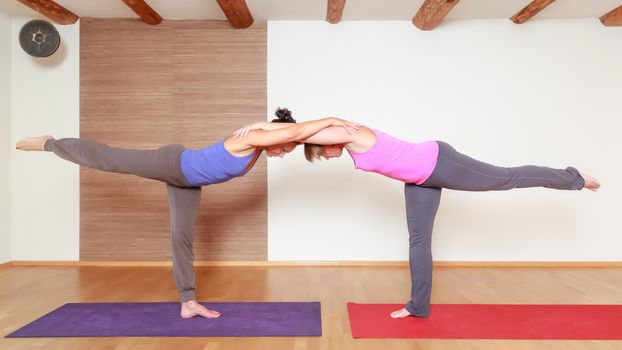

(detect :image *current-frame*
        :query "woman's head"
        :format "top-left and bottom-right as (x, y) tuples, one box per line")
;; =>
(304, 144), (344, 161)
(265, 141), (298, 158)
(272, 107), (296, 123)
(264, 107), (298, 157)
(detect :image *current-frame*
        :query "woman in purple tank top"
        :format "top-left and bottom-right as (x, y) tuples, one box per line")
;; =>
(241, 109), (600, 319)
(15, 108), (358, 320)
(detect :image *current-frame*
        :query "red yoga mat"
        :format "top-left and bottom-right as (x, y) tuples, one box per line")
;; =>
(347, 303), (622, 339)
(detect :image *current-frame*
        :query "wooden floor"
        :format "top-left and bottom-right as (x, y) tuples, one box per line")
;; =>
(1, 265), (621, 349)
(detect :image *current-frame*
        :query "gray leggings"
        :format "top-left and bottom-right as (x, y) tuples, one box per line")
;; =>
(404, 141), (584, 317)
(45, 139), (201, 303)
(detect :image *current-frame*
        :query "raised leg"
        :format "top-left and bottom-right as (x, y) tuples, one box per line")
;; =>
(424, 141), (587, 191)
(34, 138), (188, 187)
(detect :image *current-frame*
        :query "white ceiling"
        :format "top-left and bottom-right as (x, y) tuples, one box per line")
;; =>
(1, 0), (620, 22)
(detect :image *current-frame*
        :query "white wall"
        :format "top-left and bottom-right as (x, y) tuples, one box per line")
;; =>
(11, 17), (80, 260)
(268, 20), (622, 261)
(0, 14), (11, 264)
(6, 18), (621, 262)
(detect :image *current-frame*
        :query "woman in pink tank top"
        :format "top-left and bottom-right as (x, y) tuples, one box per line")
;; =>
(240, 110), (600, 319)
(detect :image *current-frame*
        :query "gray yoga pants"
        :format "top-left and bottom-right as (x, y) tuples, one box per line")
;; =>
(404, 141), (585, 317)
(45, 138), (200, 303)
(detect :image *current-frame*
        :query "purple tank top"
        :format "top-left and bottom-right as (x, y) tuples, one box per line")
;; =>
(346, 129), (438, 185)
(179, 140), (255, 187)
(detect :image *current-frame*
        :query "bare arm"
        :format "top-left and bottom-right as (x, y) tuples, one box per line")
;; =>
(299, 126), (376, 152)
(296, 126), (354, 144)
(227, 117), (356, 151)
(233, 121), (294, 138)
(233, 118), (357, 140)
(251, 121), (294, 131)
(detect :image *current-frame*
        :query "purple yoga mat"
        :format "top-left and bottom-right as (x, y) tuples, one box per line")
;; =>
(6, 302), (322, 337)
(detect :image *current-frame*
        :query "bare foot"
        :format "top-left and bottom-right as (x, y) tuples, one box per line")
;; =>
(16, 135), (54, 151)
(180, 300), (221, 319)
(390, 308), (412, 319)
(580, 171), (601, 192)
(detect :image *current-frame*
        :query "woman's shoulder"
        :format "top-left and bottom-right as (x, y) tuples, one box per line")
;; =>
(223, 135), (255, 157)
(346, 125), (377, 153)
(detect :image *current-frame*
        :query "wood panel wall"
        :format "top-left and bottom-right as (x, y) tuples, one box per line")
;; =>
(80, 19), (267, 261)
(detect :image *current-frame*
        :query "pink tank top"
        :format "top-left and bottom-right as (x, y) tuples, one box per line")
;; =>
(347, 129), (439, 185)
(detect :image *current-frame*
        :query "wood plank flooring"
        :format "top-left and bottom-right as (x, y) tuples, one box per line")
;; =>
(1, 266), (621, 349)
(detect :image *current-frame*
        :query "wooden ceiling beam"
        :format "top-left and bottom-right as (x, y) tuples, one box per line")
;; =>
(120, 0), (162, 25)
(327, 0), (346, 24)
(413, 0), (461, 31)
(510, 0), (555, 24)
(600, 5), (622, 26)
(216, 0), (254, 29)
(17, 0), (79, 25)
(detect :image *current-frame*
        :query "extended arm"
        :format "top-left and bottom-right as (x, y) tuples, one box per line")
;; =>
(297, 125), (376, 152)
(232, 121), (294, 139)
(296, 126), (355, 144)
(239, 118), (357, 147)
(233, 117), (358, 140)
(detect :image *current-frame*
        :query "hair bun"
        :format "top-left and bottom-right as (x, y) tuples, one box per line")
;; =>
(273, 107), (296, 123)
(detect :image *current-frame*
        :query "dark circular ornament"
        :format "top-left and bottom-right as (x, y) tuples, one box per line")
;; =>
(19, 19), (61, 58)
